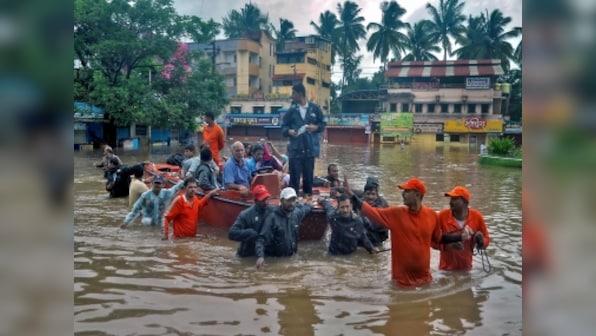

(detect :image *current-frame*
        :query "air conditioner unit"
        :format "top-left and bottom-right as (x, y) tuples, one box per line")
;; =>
(435, 95), (441, 102)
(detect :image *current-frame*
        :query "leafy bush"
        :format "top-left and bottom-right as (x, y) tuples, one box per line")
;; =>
(488, 137), (516, 156)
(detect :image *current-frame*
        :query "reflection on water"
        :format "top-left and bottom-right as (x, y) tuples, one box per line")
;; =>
(74, 141), (521, 335)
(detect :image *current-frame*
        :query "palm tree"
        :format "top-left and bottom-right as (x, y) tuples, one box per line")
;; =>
(270, 18), (297, 52)
(222, 3), (269, 40)
(335, 1), (366, 89)
(425, 0), (466, 60)
(310, 10), (339, 64)
(366, 1), (409, 69)
(402, 20), (440, 61)
(454, 10), (521, 72)
(514, 38), (522, 67)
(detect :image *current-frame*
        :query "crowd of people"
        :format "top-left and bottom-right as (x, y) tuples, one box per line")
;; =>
(96, 82), (491, 288)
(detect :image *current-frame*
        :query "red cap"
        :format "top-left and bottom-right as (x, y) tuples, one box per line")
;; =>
(252, 184), (271, 201)
(398, 177), (426, 195)
(444, 186), (471, 202)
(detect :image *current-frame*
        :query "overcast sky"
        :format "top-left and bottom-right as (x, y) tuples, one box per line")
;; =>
(173, 0), (522, 81)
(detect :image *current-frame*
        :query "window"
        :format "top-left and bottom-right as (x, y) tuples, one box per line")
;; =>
(271, 106), (282, 114)
(402, 103), (410, 112)
(230, 106), (241, 113)
(454, 103), (462, 113)
(415, 104), (423, 113)
(467, 104), (476, 114)
(390, 103), (397, 112)
(322, 81), (330, 88)
(450, 134), (461, 142)
(306, 77), (316, 85)
(307, 57), (318, 65)
(481, 104), (490, 114)
(427, 103), (435, 113)
(252, 106), (265, 114)
(441, 103), (449, 113)
(135, 125), (147, 136)
(436, 133), (444, 142)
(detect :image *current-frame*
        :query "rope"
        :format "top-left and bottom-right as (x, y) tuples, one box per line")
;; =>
(472, 242), (492, 273)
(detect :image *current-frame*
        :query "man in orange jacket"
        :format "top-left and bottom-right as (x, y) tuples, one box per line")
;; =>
(201, 111), (225, 169)
(346, 177), (470, 287)
(433, 186), (490, 271)
(162, 177), (218, 240)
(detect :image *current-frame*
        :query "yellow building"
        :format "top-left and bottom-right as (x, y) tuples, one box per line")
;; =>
(189, 31), (276, 99)
(273, 35), (332, 113)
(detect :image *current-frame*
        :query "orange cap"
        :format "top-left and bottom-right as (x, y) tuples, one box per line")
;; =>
(444, 186), (471, 202)
(398, 178), (426, 195)
(252, 184), (271, 201)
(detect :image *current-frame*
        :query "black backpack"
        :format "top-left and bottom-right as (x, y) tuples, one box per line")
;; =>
(166, 153), (185, 167)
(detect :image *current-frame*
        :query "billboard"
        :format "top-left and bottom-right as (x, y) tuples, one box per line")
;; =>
(380, 113), (413, 137)
(444, 117), (503, 133)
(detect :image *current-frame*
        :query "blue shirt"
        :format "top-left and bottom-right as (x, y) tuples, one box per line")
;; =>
(124, 180), (185, 227)
(223, 157), (251, 189)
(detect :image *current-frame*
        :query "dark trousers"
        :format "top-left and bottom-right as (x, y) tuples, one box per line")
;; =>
(289, 156), (315, 195)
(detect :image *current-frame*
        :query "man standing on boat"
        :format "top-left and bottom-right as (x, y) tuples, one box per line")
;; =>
(223, 141), (251, 195)
(228, 185), (275, 257)
(433, 186), (490, 271)
(255, 187), (313, 269)
(121, 175), (184, 229)
(201, 111), (225, 169)
(281, 83), (325, 196)
(345, 177), (470, 287)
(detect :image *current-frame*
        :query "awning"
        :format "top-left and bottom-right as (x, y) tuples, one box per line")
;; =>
(385, 59), (504, 78)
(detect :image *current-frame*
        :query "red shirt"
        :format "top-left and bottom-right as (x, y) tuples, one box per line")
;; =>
(202, 123), (224, 165)
(163, 194), (210, 239)
(434, 208), (490, 271)
(361, 202), (442, 287)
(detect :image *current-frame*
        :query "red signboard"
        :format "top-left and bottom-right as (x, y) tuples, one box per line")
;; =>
(464, 117), (487, 130)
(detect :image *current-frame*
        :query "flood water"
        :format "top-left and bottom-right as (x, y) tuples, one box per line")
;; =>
(74, 140), (522, 335)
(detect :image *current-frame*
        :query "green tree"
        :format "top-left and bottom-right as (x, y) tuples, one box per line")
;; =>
(271, 18), (297, 52)
(74, 0), (227, 137)
(402, 20), (440, 61)
(454, 10), (521, 72)
(310, 10), (340, 64)
(425, 0), (466, 60)
(366, 1), (408, 69)
(222, 3), (270, 40)
(335, 1), (367, 90)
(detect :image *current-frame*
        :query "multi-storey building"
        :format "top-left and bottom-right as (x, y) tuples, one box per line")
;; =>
(272, 35), (332, 112)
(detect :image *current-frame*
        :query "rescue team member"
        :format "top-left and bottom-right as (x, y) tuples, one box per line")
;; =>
(433, 186), (490, 271)
(345, 177), (470, 287)
(162, 177), (218, 240)
(228, 185), (275, 257)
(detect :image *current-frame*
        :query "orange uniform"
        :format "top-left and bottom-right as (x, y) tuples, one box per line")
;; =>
(433, 208), (490, 271)
(163, 194), (210, 239)
(202, 123), (224, 165)
(361, 202), (442, 287)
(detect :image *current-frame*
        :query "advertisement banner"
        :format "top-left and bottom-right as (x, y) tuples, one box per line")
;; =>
(380, 113), (413, 137)
(444, 118), (503, 133)
(465, 77), (491, 90)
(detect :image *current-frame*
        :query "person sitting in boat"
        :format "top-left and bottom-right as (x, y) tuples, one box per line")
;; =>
(120, 175), (185, 229)
(432, 186), (490, 271)
(128, 164), (148, 208)
(162, 177), (218, 240)
(319, 194), (379, 256)
(95, 145), (122, 175)
(105, 157), (130, 198)
(313, 163), (342, 188)
(228, 185), (276, 257)
(247, 144), (283, 175)
(195, 147), (221, 191)
(181, 144), (200, 178)
(255, 187), (313, 270)
(223, 141), (251, 195)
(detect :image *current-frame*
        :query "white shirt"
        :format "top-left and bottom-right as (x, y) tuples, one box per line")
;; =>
(299, 103), (308, 120)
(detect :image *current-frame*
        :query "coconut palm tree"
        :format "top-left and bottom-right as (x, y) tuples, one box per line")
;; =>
(310, 10), (339, 64)
(335, 1), (366, 89)
(222, 3), (269, 40)
(514, 38), (522, 67)
(454, 9), (521, 72)
(366, 1), (409, 69)
(402, 20), (441, 61)
(425, 0), (466, 60)
(270, 18), (297, 52)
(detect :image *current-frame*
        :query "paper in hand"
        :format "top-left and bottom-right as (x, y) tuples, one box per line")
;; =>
(297, 125), (307, 135)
